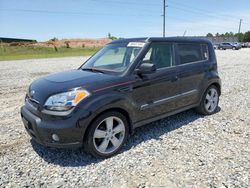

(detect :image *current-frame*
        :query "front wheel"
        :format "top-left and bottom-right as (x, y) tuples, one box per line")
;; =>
(84, 111), (129, 158)
(196, 85), (219, 115)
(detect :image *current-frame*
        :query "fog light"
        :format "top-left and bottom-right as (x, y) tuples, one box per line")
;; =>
(52, 134), (60, 142)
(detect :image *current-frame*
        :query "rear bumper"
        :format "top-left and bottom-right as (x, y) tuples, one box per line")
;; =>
(21, 105), (90, 149)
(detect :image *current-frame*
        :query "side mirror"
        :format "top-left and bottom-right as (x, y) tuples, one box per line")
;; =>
(136, 63), (156, 75)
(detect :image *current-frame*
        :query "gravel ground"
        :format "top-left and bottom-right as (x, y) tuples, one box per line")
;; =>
(0, 49), (249, 187)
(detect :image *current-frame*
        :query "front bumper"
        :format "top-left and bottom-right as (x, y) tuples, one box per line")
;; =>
(20, 102), (90, 149)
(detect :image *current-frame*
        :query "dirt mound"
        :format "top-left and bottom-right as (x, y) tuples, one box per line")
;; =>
(34, 38), (112, 48)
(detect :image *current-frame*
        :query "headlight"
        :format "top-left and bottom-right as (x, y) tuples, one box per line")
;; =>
(44, 89), (90, 111)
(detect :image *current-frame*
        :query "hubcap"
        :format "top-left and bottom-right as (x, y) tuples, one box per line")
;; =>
(93, 116), (125, 154)
(205, 88), (218, 113)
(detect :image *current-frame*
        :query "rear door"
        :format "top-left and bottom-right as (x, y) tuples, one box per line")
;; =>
(131, 42), (180, 122)
(175, 42), (209, 107)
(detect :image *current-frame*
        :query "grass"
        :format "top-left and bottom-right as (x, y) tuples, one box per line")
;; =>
(0, 43), (100, 61)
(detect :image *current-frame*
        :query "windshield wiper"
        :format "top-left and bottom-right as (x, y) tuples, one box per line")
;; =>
(81, 68), (105, 73)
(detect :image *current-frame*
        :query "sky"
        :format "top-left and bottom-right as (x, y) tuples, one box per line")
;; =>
(1, 0), (250, 41)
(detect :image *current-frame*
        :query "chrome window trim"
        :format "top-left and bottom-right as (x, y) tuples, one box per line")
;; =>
(176, 59), (208, 67)
(155, 59), (207, 72)
(140, 104), (149, 109)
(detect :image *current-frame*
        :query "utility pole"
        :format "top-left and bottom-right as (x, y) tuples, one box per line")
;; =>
(183, 30), (187, 37)
(238, 19), (242, 42)
(163, 0), (167, 37)
(238, 19), (242, 34)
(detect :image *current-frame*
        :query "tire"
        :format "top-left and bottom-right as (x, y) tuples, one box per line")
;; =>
(196, 85), (219, 115)
(84, 111), (129, 158)
(232, 47), (236, 50)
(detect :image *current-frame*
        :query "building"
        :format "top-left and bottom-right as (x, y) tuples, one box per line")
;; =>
(0, 37), (37, 43)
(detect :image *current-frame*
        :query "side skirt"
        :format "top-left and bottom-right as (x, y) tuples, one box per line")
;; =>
(133, 103), (199, 129)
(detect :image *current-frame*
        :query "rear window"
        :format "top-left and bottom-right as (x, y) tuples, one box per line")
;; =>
(177, 43), (208, 64)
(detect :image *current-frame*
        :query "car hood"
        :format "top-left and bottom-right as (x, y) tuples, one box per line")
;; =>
(28, 69), (117, 105)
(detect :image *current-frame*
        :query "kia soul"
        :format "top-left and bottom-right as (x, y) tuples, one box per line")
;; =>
(21, 37), (221, 158)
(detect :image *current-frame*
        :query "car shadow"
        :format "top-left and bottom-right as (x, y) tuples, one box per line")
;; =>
(31, 108), (221, 167)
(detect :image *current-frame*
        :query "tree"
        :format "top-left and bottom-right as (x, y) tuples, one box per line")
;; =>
(235, 33), (244, 42)
(207, 31), (250, 42)
(50, 37), (58, 42)
(206, 33), (213, 37)
(108, 33), (112, 39)
(47, 38), (58, 52)
(64, 41), (70, 48)
(243, 31), (250, 42)
(224, 32), (229, 37)
(108, 33), (118, 40)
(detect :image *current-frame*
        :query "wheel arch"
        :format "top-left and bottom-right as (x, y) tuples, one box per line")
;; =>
(198, 80), (221, 104)
(209, 82), (221, 95)
(82, 107), (133, 143)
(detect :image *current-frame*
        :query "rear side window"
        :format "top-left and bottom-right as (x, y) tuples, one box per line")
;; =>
(201, 44), (209, 60)
(177, 43), (208, 64)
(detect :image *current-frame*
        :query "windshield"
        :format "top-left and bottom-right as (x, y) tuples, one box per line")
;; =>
(81, 42), (145, 74)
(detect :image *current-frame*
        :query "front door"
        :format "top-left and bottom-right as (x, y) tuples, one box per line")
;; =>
(131, 42), (180, 123)
(223, 43), (232, 49)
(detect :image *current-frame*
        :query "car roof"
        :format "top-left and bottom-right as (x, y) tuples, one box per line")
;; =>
(109, 37), (212, 44)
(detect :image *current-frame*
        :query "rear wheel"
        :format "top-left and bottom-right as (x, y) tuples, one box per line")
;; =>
(84, 111), (129, 158)
(196, 85), (219, 115)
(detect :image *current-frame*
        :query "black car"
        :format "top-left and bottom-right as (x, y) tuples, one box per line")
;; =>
(21, 37), (221, 158)
(218, 42), (241, 50)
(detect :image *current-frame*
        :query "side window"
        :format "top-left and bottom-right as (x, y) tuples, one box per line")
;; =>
(142, 43), (173, 69)
(177, 43), (203, 64)
(142, 48), (152, 62)
(201, 44), (209, 60)
(129, 48), (141, 62)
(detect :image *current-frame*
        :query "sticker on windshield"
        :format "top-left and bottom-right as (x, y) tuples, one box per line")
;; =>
(127, 42), (145, 48)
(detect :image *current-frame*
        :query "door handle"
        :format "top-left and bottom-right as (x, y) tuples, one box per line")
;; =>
(171, 76), (179, 82)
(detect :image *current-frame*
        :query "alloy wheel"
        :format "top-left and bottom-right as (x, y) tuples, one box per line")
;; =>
(204, 88), (218, 113)
(93, 116), (125, 154)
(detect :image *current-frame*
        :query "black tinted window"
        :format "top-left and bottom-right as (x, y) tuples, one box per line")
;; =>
(178, 43), (204, 64)
(143, 43), (173, 69)
(201, 44), (209, 60)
